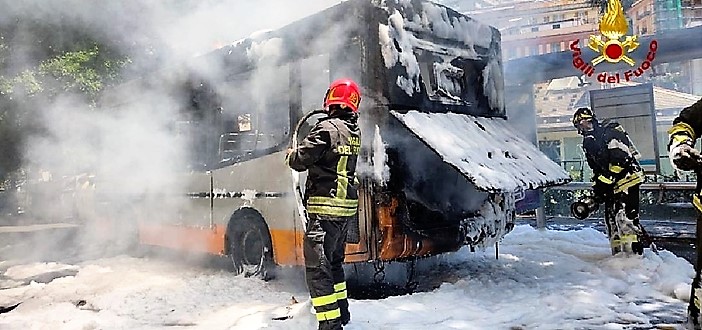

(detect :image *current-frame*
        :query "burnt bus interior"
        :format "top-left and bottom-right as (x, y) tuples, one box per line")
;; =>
(182, 69), (293, 171)
(101, 0), (509, 262)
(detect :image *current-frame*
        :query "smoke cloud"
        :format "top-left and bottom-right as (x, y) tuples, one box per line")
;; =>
(0, 0), (350, 262)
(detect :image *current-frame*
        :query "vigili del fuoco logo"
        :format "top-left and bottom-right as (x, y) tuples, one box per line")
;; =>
(570, 0), (658, 83)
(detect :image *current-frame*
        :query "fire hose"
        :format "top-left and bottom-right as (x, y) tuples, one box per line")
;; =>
(290, 109), (326, 232)
(572, 149), (702, 220)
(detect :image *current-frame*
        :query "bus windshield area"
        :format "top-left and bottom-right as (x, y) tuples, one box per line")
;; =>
(418, 50), (487, 106)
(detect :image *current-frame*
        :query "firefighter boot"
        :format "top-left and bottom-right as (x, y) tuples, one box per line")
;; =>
(614, 209), (643, 255)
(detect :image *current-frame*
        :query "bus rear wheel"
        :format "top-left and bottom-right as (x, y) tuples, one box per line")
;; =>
(227, 215), (275, 281)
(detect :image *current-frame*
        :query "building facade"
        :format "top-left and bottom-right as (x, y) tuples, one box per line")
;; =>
(470, 0), (600, 60)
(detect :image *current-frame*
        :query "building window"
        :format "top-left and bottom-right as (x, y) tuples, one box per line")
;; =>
(550, 42), (561, 52)
(531, 26), (539, 32)
(538, 140), (561, 164)
(552, 23), (561, 29)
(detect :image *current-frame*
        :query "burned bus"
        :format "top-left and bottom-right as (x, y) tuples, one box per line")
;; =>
(99, 0), (570, 278)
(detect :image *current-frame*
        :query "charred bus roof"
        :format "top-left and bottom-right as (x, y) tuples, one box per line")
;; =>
(199, 0), (504, 118)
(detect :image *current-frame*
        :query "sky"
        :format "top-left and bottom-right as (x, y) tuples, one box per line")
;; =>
(0, 224), (694, 329)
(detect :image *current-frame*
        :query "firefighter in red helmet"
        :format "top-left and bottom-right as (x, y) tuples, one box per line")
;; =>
(286, 78), (361, 330)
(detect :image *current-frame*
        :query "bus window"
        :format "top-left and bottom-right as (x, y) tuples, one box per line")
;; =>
(416, 49), (490, 113)
(254, 64), (290, 152)
(217, 64), (290, 164)
(182, 81), (222, 171)
(301, 54), (331, 113)
(218, 113), (257, 162)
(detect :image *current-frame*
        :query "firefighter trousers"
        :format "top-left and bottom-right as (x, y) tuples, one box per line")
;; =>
(304, 214), (350, 330)
(603, 184), (648, 254)
(689, 210), (702, 329)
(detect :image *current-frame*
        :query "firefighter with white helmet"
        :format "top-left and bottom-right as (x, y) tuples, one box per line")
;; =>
(286, 78), (361, 330)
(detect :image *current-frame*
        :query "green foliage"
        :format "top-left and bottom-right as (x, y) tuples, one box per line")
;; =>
(0, 70), (44, 96)
(0, 39), (131, 184)
(38, 45), (131, 101)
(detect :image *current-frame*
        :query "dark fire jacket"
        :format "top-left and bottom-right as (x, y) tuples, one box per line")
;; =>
(286, 111), (361, 218)
(582, 121), (643, 196)
(668, 97), (702, 211)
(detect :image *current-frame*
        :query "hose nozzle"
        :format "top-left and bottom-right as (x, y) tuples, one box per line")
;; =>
(570, 196), (599, 220)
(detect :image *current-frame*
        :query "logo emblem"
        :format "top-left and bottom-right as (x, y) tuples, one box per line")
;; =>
(348, 92), (359, 107)
(587, 0), (638, 66)
(569, 0), (658, 83)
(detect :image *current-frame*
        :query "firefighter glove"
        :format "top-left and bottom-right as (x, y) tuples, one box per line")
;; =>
(670, 143), (701, 171)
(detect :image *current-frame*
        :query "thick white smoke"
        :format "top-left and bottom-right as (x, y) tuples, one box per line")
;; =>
(1, 0), (350, 260)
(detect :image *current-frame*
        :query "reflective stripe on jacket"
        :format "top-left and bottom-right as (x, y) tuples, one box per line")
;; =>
(669, 97), (702, 212)
(584, 121), (643, 194)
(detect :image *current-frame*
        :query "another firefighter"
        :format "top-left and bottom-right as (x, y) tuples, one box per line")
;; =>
(572, 107), (647, 254)
(667, 97), (702, 328)
(286, 78), (361, 330)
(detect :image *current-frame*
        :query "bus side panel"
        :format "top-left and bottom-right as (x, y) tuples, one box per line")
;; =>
(211, 151), (305, 266)
(343, 182), (372, 263)
(137, 171), (214, 250)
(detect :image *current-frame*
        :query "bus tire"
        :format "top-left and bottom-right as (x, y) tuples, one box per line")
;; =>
(227, 213), (275, 281)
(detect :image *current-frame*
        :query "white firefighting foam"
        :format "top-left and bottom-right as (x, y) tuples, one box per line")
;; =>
(462, 192), (515, 248)
(392, 110), (571, 193)
(370, 125), (391, 186)
(0, 226), (693, 329)
(483, 57), (506, 114)
(378, 1), (504, 112)
(379, 12), (422, 96)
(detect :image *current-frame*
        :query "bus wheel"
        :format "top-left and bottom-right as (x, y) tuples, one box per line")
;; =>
(227, 215), (275, 281)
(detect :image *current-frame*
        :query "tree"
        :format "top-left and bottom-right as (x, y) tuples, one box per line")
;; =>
(39, 45), (131, 104)
(0, 29), (131, 184)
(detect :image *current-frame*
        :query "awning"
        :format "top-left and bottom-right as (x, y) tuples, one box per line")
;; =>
(391, 110), (571, 193)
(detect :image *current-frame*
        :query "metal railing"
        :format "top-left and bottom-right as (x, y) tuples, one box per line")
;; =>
(549, 181), (696, 190)
(536, 181), (698, 228)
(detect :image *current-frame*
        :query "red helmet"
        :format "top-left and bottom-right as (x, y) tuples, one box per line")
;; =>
(323, 78), (361, 112)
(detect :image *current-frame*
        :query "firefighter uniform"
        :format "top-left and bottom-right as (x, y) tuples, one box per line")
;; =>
(574, 108), (646, 254)
(286, 79), (361, 330)
(667, 97), (702, 328)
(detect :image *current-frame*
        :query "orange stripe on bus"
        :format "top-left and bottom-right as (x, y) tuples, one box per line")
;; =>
(138, 225), (369, 266)
(138, 223), (226, 255)
(270, 229), (305, 266)
(270, 229), (371, 265)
